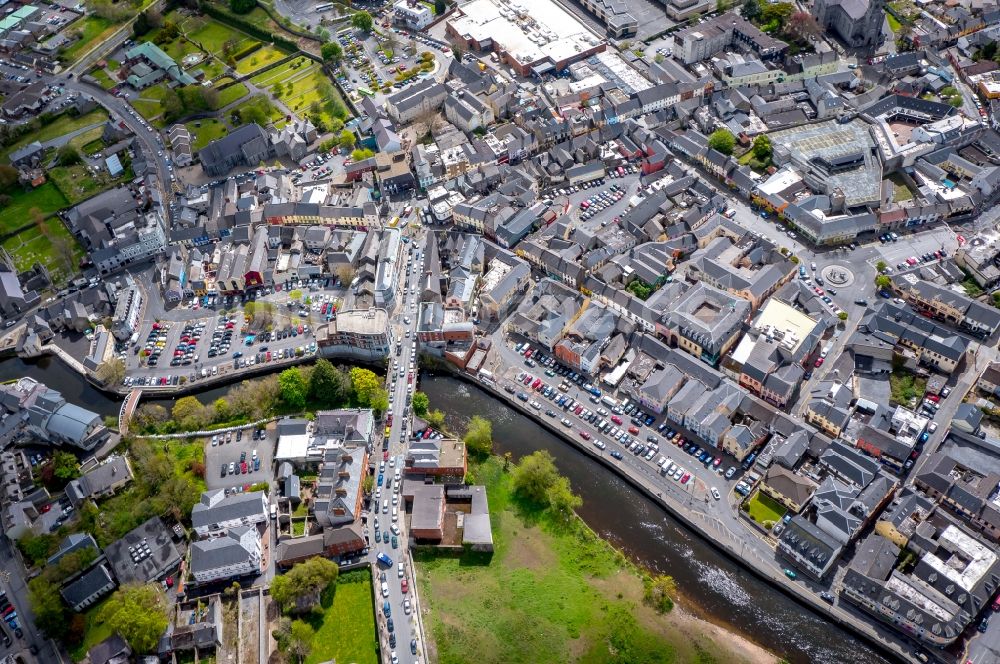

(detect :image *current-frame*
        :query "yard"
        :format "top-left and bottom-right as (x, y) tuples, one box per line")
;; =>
(301, 570), (378, 664)
(0, 182), (69, 235)
(415, 457), (765, 664)
(69, 599), (113, 662)
(90, 68), (117, 89)
(235, 45), (289, 75)
(0, 109), (110, 163)
(267, 63), (349, 128)
(889, 369), (927, 406)
(889, 173), (914, 202)
(186, 119), (229, 152)
(130, 99), (163, 124)
(249, 56), (311, 87)
(1, 216), (84, 286)
(49, 161), (134, 205)
(744, 490), (786, 526)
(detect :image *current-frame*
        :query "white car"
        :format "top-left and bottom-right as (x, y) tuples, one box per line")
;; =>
(381, 582), (389, 598)
(711, 487), (721, 501)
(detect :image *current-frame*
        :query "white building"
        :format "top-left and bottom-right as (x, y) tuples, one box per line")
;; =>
(394, 0), (433, 29)
(111, 285), (143, 341)
(191, 490), (268, 538)
(190, 526), (262, 584)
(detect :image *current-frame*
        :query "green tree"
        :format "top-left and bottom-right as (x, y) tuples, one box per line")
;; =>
(279, 368), (308, 410)
(213, 397), (231, 422)
(288, 289), (303, 301)
(100, 584), (170, 653)
(0, 164), (18, 190)
(741, 0), (761, 21)
(752, 134), (772, 162)
(435, 0), (446, 12)
(229, 0), (255, 13)
(424, 409), (446, 429)
(172, 396), (207, 431)
(643, 574), (677, 613)
(875, 274), (891, 290)
(270, 557), (339, 614)
(287, 620), (314, 663)
(309, 358), (348, 406)
(321, 41), (343, 62)
(57, 144), (82, 166)
(17, 533), (59, 566)
(708, 128), (736, 155)
(760, 1), (794, 29)
(349, 367), (382, 404)
(838, 311), (849, 321)
(338, 129), (356, 151)
(51, 451), (80, 481)
(351, 148), (374, 161)
(464, 415), (493, 456)
(546, 475), (581, 520)
(28, 577), (67, 639)
(362, 475), (374, 494)
(876, 260), (888, 274)
(369, 387), (389, 416)
(351, 10), (373, 32)
(411, 391), (430, 416)
(96, 357), (125, 385)
(511, 450), (559, 503)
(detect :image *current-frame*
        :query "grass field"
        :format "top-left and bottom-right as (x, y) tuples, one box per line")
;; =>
(0, 109), (109, 162)
(270, 63), (349, 126)
(249, 56), (311, 87)
(90, 68), (117, 89)
(746, 491), (786, 525)
(301, 570), (378, 664)
(886, 12), (902, 32)
(130, 98), (163, 123)
(0, 182), (69, 235)
(235, 45), (289, 75)
(2, 217), (84, 285)
(62, 15), (116, 63)
(159, 35), (203, 64)
(69, 600), (113, 662)
(415, 457), (761, 664)
(186, 119), (229, 151)
(217, 82), (250, 108)
(188, 18), (256, 55)
(49, 162), (133, 206)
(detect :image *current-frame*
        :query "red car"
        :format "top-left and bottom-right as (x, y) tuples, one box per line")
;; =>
(166, 576), (174, 588)
(611, 415), (622, 425)
(401, 578), (409, 594)
(579, 430), (591, 440)
(240, 462), (248, 473)
(814, 358), (824, 367)
(383, 450), (390, 461)
(532, 378), (542, 389)
(680, 473), (691, 484)
(522, 374), (533, 385)
(926, 394), (940, 403)
(574, 405), (583, 415)
(628, 426), (639, 435)
(408, 373), (413, 384)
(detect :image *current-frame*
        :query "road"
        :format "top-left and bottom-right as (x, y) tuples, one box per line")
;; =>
(371, 222), (425, 663)
(0, 534), (59, 664)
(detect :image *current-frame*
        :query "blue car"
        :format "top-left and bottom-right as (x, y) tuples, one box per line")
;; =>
(919, 431), (930, 443)
(378, 474), (384, 486)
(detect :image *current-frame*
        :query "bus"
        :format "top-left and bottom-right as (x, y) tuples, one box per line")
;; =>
(356, 86), (374, 97)
(315, 2), (334, 11)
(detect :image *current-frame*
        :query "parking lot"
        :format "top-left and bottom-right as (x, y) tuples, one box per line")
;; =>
(872, 226), (958, 270)
(204, 425), (276, 492)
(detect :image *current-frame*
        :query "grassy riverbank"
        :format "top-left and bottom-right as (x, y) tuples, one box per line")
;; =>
(414, 457), (777, 664)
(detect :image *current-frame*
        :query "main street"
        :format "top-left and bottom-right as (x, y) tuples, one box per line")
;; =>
(371, 219), (426, 664)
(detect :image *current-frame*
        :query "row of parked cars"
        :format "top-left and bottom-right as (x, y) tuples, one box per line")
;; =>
(221, 449), (260, 478)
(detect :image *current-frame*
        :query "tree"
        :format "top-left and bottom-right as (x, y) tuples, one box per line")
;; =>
(270, 557), (339, 614)
(362, 475), (374, 494)
(876, 260), (887, 273)
(309, 359), (348, 406)
(18, 533), (59, 566)
(783, 11), (822, 42)
(351, 10), (373, 32)
(338, 129), (355, 151)
(741, 0), (761, 21)
(96, 357), (125, 385)
(370, 387), (389, 416)
(213, 397), (231, 422)
(546, 475), (581, 520)
(57, 144), (82, 166)
(349, 367), (382, 404)
(875, 274), (891, 290)
(708, 129), (736, 155)
(287, 620), (314, 663)
(424, 409), (446, 429)
(351, 148), (374, 161)
(172, 396), (207, 431)
(512, 450), (560, 503)
(100, 584), (170, 653)
(288, 289), (303, 302)
(435, 0), (446, 13)
(134, 403), (169, 431)
(464, 415), (493, 456)
(411, 391), (430, 416)
(230, 0), (255, 13)
(51, 451), (80, 481)
(28, 578), (67, 639)
(760, 2), (794, 30)
(838, 311), (849, 321)
(751, 134), (772, 162)
(279, 368), (308, 410)
(644, 574), (677, 613)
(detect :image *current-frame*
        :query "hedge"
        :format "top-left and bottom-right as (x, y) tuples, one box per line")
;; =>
(232, 41), (262, 61)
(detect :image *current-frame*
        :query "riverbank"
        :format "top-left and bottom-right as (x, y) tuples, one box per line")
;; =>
(414, 456), (778, 664)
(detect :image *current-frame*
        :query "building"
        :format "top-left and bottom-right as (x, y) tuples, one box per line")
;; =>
(191, 490), (268, 538)
(313, 445), (366, 528)
(760, 465), (818, 513)
(110, 285), (142, 342)
(393, 0), (433, 30)
(65, 455), (134, 506)
(384, 78), (448, 124)
(60, 563), (116, 611)
(660, 283), (750, 366)
(672, 12), (787, 65)
(124, 42), (196, 88)
(404, 438), (467, 480)
(914, 452), (1000, 542)
(0, 377), (109, 452)
(812, 0), (884, 49)
(190, 526), (262, 584)
(104, 517), (182, 585)
(316, 308), (393, 359)
(199, 124), (273, 177)
(575, 0), (636, 38)
(275, 523), (366, 568)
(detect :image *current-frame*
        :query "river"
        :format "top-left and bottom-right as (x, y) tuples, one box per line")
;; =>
(0, 356), (892, 664)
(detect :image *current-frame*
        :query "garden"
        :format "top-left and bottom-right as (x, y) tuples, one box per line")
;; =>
(0, 108), (109, 163)
(185, 119), (230, 152)
(299, 570), (378, 664)
(0, 182), (68, 236)
(743, 490), (787, 527)
(1, 217), (84, 286)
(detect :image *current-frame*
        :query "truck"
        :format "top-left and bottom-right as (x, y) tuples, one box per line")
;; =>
(601, 395), (618, 409)
(377, 552), (393, 568)
(478, 369), (495, 384)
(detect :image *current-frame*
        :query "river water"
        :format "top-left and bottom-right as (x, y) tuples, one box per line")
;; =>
(0, 356), (892, 664)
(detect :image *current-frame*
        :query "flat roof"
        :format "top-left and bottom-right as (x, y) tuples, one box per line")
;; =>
(754, 299), (819, 354)
(449, 0), (603, 66)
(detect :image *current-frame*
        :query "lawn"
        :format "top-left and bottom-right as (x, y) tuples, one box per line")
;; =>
(415, 457), (759, 664)
(90, 68), (116, 89)
(745, 490), (786, 525)
(0, 182), (68, 235)
(1, 217), (84, 285)
(302, 570), (378, 664)
(273, 65), (349, 126)
(886, 12), (902, 32)
(889, 173), (913, 202)
(188, 18), (256, 55)
(889, 369), (927, 406)
(136, 82), (170, 103)
(217, 82), (250, 108)
(186, 119), (229, 152)
(62, 15), (116, 64)
(130, 99), (163, 123)
(235, 45), (289, 75)
(250, 56), (311, 87)
(69, 600), (113, 662)
(49, 162), (133, 206)
(0, 109), (109, 162)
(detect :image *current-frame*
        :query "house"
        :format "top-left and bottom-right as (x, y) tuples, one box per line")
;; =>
(0, 377), (109, 452)
(60, 563), (116, 611)
(760, 465), (818, 513)
(191, 490), (268, 538)
(402, 482), (445, 541)
(65, 455), (133, 506)
(87, 634), (132, 664)
(312, 445), (366, 528)
(275, 523), (366, 568)
(404, 438), (467, 480)
(385, 78), (447, 124)
(190, 526), (262, 584)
